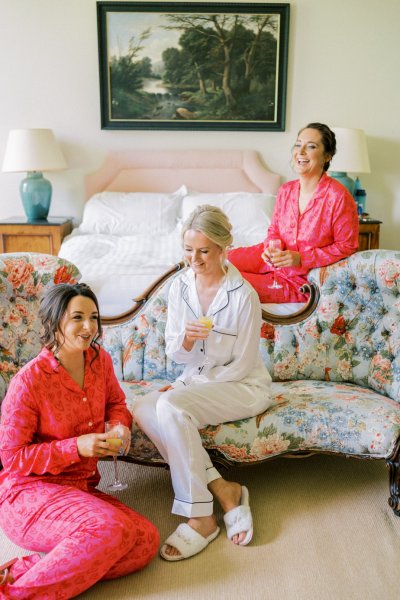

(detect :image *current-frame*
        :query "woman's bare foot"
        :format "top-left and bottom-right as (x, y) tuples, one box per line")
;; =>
(163, 514), (219, 558)
(209, 478), (246, 544)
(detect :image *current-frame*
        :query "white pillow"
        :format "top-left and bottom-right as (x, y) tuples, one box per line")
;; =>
(181, 191), (275, 247)
(80, 186), (186, 235)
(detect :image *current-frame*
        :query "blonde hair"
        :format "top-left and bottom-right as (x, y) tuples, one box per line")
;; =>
(181, 204), (233, 249)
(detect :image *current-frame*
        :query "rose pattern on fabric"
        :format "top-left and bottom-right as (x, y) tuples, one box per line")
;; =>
(330, 315), (346, 336)
(0, 253), (81, 405)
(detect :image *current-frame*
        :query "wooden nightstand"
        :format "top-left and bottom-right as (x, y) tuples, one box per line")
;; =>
(0, 217), (73, 255)
(358, 219), (382, 251)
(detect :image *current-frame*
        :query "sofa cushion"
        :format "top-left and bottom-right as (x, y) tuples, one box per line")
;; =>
(120, 379), (400, 465)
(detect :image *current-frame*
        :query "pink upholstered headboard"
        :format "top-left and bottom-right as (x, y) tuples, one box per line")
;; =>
(85, 149), (280, 199)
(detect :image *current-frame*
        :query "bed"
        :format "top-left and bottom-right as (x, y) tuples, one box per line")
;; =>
(58, 149), (307, 319)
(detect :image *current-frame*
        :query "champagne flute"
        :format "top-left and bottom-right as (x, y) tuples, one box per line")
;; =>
(105, 420), (128, 491)
(197, 316), (213, 370)
(268, 239), (283, 289)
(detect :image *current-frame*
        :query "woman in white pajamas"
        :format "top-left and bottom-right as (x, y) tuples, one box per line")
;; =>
(134, 204), (273, 561)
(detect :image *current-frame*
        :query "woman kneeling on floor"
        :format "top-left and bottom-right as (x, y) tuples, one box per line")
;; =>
(134, 204), (273, 561)
(0, 283), (159, 599)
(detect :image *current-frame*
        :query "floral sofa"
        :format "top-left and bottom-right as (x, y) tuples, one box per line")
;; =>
(1, 251), (399, 515)
(0, 253), (81, 403)
(101, 250), (400, 515)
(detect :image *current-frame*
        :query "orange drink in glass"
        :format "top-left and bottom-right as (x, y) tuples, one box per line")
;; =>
(107, 438), (123, 451)
(198, 316), (213, 330)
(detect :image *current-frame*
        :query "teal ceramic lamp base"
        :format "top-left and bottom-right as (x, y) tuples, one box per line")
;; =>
(330, 171), (355, 196)
(20, 171), (52, 221)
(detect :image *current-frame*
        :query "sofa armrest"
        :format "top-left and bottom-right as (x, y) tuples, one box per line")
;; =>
(101, 269), (184, 382)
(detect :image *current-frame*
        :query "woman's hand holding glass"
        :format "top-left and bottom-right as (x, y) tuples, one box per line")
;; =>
(76, 432), (116, 458)
(262, 246), (301, 268)
(76, 424), (131, 459)
(182, 318), (213, 351)
(105, 422), (131, 456)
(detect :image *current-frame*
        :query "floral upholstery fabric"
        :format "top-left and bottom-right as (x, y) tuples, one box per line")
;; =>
(260, 250), (400, 400)
(0, 253), (81, 403)
(119, 378), (400, 464)
(102, 250), (400, 466)
(102, 276), (183, 384)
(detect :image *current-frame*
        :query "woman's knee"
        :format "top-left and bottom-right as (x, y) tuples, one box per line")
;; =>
(156, 390), (184, 418)
(100, 509), (158, 555)
(156, 392), (199, 431)
(134, 397), (155, 430)
(123, 513), (160, 565)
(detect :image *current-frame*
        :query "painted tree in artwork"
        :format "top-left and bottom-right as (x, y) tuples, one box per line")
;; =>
(163, 27), (217, 94)
(163, 13), (278, 113)
(242, 15), (278, 94)
(109, 29), (155, 117)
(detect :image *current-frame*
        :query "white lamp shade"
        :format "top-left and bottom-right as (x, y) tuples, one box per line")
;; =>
(2, 128), (67, 173)
(329, 127), (370, 173)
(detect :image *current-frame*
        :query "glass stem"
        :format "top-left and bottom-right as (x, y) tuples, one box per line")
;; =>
(113, 457), (121, 484)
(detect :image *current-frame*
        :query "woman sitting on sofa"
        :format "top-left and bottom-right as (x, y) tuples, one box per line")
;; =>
(0, 283), (159, 599)
(228, 122), (359, 303)
(135, 204), (273, 562)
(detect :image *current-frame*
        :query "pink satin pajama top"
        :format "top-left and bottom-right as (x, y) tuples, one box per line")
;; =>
(264, 173), (359, 276)
(0, 346), (132, 502)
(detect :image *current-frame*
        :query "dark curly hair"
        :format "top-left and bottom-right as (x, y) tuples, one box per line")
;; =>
(39, 283), (102, 362)
(298, 122), (337, 171)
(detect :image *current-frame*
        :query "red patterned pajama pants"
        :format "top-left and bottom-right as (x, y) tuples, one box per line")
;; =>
(228, 243), (308, 303)
(0, 481), (159, 599)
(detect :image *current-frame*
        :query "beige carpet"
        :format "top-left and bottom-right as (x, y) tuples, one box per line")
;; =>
(1, 455), (400, 599)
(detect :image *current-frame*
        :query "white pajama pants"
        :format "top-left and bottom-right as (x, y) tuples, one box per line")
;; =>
(134, 381), (270, 518)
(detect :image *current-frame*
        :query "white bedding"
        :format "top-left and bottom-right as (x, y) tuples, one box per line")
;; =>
(59, 185), (303, 317)
(58, 227), (184, 316)
(59, 188), (271, 316)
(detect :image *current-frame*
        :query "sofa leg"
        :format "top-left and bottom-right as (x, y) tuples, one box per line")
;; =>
(386, 452), (400, 516)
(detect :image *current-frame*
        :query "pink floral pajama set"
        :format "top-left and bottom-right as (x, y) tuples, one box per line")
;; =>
(0, 346), (159, 599)
(228, 174), (359, 303)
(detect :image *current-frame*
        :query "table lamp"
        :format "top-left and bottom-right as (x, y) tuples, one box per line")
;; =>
(2, 128), (67, 221)
(329, 127), (370, 196)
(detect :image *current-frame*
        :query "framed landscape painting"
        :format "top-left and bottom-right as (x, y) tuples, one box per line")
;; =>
(97, 2), (290, 131)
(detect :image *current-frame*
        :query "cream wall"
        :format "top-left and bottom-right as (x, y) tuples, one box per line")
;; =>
(0, 0), (399, 249)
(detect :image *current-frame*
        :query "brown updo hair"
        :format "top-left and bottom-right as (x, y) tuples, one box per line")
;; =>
(298, 122), (337, 171)
(39, 282), (102, 361)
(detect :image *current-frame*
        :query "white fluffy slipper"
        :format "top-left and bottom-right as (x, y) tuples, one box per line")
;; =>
(160, 523), (220, 562)
(223, 485), (253, 546)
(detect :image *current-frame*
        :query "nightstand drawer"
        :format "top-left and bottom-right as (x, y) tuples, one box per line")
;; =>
(0, 217), (73, 255)
(358, 220), (382, 251)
